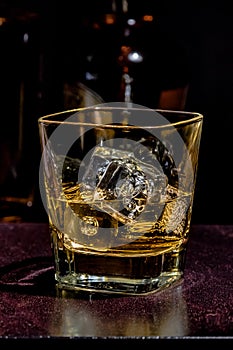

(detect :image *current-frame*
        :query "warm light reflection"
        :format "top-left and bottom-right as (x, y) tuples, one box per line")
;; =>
(118, 45), (131, 65)
(0, 17), (7, 26)
(121, 46), (131, 55)
(104, 14), (116, 25)
(92, 22), (100, 30)
(143, 15), (154, 22)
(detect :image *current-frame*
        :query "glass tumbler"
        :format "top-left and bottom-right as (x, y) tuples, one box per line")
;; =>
(38, 102), (203, 296)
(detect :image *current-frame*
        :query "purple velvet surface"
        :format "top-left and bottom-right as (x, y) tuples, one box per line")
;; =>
(0, 223), (232, 341)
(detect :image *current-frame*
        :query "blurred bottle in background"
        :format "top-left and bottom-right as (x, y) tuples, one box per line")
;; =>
(65, 0), (190, 108)
(0, 4), (42, 222)
(0, 1), (106, 222)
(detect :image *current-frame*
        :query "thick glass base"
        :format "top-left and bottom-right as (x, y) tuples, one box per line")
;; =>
(53, 242), (187, 296)
(55, 271), (183, 296)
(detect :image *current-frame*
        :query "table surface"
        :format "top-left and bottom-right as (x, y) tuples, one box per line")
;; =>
(0, 222), (232, 347)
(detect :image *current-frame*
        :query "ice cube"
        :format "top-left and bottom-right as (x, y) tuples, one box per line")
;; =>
(79, 145), (167, 224)
(64, 205), (119, 249)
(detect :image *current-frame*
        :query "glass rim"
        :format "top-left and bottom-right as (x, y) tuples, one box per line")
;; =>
(38, 106), (203, 129)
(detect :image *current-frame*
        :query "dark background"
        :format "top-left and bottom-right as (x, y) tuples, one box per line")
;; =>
(0, 0), (233, 224)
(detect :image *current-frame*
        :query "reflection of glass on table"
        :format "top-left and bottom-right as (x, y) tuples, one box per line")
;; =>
(49, 285), (189, 337)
